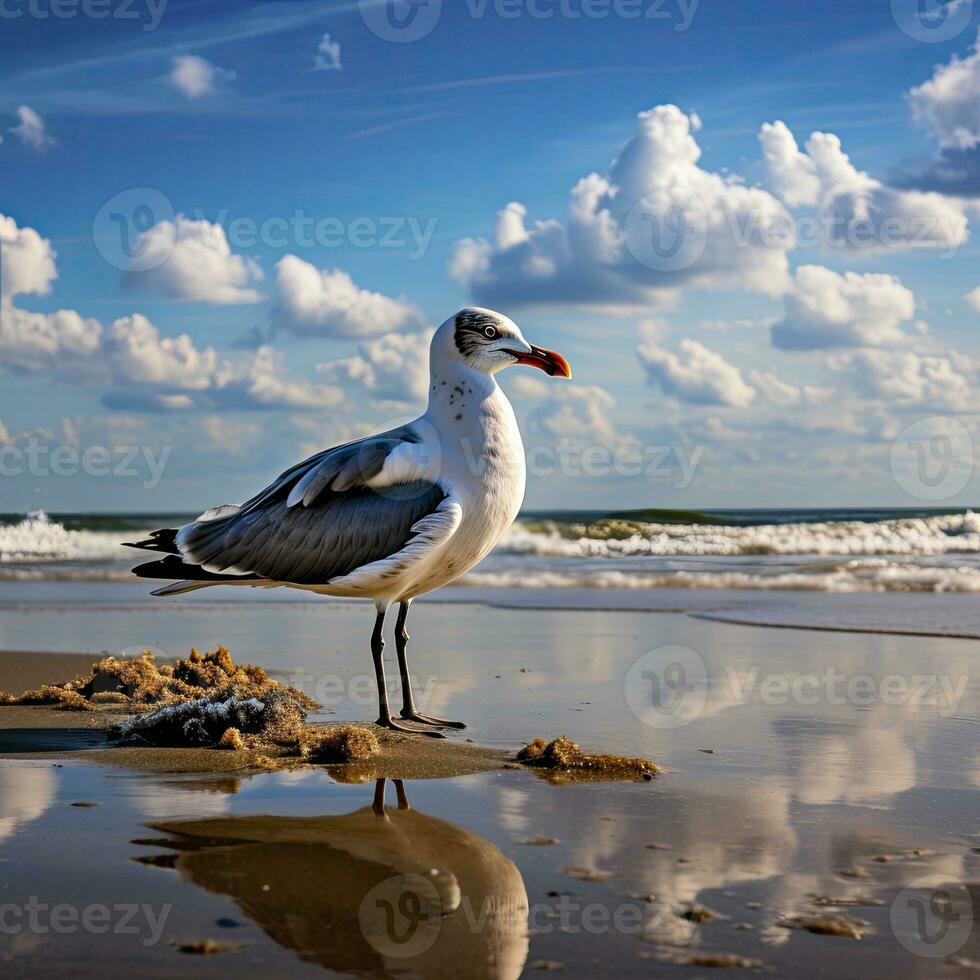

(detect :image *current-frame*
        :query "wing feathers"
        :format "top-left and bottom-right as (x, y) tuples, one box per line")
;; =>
(133, 423), (449, 592)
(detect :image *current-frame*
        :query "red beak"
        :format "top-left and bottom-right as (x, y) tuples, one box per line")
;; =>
(505, 344), (572, 378)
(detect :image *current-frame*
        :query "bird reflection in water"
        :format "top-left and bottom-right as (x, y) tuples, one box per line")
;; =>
(141, 778), (529, 978)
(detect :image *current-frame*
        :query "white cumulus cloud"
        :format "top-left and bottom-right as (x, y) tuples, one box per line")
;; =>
(830, 348), (975, 410)
(274, 256), (425, 337)
(122, 216), (263, 305)
(168, 55), (233, 99)
(451, 105), (794, 312)
(638, 337), (756, 408)
(966, 286), (980, 312)
(510, 373), (623, 446)
(0, 305), (102, 372)
(772, 265), (917, 351)
(758, 120), (969, 254)
(0, 212), (58, 298)
(103, 314), (218, 390)
(316, 328), (433, 405)
(908, 30), (980, 150)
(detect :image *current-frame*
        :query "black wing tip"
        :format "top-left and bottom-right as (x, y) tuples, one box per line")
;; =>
(122, 528), (180, 554)
(132, 554), (261, 585)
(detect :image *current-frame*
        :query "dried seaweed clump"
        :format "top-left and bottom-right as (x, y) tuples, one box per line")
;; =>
(0, 690), (13, 705)
(109, 689), (309, 748)
(11, 685), (90, 711)
(81, 646), (317, 710)
(517, 736), (659, 781)
(0, 646), (318, 715)
(218, 727), (246, 751)
(298, 724), (380, 764)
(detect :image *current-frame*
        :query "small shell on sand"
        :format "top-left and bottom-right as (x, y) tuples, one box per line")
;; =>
(780, 914), (869, 939)
(674, 952), (764, 969)
(679, 903), (723, 923)
(172, 939), (247, 955)
(516, 736), (659, 781)
(298, 724), (380, 764)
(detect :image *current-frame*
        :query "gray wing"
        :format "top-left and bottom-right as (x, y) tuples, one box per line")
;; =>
(172, 425), (447, 585)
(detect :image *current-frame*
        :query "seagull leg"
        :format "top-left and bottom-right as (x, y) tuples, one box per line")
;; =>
(393, 779), (411, 810)
(395, 600), (467, 729)
(371, 605), (444, 738)
(372, 778), (388, 817)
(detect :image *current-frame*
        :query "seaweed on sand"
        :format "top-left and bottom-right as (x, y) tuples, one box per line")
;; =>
(516, 736), (659, 782)
(0, 646), (318, 715)
(108, 688), (310, 748)
(298, 724), (380, 764)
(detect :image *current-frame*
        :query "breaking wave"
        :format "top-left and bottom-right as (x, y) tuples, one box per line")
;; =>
(498, 512), (980, 559)
(3, 509), (980, 593)
(462, 559), (980, 593)
(0, 512), (131, 564)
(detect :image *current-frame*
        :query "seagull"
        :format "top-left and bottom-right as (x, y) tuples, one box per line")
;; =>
(126, 308), (571, 736)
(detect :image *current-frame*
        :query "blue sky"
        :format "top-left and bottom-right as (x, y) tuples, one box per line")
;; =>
(1, 0), (980, 512)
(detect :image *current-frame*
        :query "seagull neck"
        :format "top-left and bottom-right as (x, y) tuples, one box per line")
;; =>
(425, 362), (500, 420)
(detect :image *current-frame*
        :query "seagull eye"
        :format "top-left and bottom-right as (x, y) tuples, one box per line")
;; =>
(483, 325), (498, 339)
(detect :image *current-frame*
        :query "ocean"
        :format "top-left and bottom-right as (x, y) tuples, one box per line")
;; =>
(3, 506), (980, 594)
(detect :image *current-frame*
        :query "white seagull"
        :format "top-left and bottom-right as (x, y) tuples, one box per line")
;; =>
(126, 308), (571, 736)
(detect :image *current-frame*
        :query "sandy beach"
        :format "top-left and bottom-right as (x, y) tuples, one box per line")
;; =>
(1, 587), (977, 978)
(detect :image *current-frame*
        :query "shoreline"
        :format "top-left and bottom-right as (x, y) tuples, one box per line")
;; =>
(2, 582), (980, 641)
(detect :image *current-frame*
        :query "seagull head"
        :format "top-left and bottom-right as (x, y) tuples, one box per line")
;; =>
(435, 307), (572, 379)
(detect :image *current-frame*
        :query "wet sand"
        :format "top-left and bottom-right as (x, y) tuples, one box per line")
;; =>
(0, 649), (512, 779)
(0, 597), (977, 977)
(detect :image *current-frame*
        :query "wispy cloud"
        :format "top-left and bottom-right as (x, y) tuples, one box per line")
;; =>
(348, 111), (451, 141)
(0, 2), (351, 115)
(403, 66), (669, 95)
